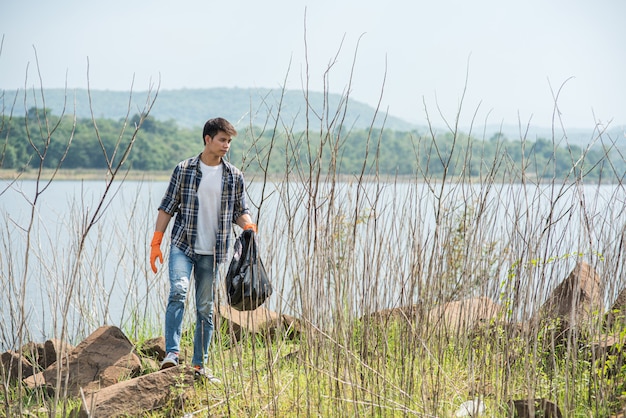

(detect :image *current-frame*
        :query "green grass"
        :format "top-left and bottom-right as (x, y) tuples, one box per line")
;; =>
(97, 315), (625, 417)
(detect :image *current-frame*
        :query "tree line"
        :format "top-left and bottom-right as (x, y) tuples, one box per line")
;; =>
(1, 108), (623, 182)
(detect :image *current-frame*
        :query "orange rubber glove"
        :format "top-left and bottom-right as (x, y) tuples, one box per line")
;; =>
(243, 223), (257, 233)
(150, 231), (164, 273)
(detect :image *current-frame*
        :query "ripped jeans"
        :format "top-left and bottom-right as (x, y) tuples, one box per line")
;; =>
(164, 245), (218, 367)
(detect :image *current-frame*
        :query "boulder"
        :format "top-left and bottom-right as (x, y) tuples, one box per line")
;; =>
(508, 398), (562, 417)
(605, 286), (626, 329)
(1, 338), (74, 382)
(539, 261), (602, 330)
(218, 305), (301, 342)
(73, 365), (195, 418)
(591, 334), (622, 359)
(20, 342), (45, 370)
(362, 305), (421, 324)
(140, 336), (166, 361)
(360, 298), (503, 336)
(590, 333), (625, 379)
(42, 338), (73, 369)
(425, 296), (503, 334)
(24, 325), (141, 396)
(1, 350), (34, 382)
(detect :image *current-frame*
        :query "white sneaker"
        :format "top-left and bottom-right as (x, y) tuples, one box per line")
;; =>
(160, 352), (179, 370)
(194, 366), (221, 384)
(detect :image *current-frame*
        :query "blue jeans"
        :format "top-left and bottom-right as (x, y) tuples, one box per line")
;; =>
(165, 245), (218, 367)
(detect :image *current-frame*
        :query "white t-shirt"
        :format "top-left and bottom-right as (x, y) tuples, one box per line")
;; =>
(194, 161), (223, 255)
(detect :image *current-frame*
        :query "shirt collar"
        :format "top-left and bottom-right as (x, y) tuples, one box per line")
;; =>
(192, 153), (231, 172)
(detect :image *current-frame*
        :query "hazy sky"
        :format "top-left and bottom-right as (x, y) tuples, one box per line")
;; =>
(1, 0), (624, 129)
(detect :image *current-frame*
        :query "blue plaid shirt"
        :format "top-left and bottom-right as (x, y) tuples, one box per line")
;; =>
(158, 154), (250, 264)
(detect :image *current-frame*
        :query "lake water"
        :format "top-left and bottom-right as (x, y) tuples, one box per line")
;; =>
(1, 177), (625, 350)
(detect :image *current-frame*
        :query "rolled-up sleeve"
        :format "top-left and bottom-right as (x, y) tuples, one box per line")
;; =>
(232, 173), (250, 223)
(159, 166), (181, 215)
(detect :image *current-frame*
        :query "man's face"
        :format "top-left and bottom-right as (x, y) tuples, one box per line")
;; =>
(206, 130), (232, 157)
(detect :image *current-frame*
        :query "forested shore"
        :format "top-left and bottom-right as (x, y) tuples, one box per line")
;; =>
(2, 108), (624, 182)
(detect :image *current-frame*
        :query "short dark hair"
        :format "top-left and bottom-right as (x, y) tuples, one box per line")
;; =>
(202, 117), (237, 143)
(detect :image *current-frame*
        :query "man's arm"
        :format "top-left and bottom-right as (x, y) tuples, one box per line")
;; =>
(155, 209), (173, 233)
(235, 214), (256, 232)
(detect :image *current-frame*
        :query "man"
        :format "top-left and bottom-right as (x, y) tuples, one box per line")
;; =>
(150, 117), (256, 382)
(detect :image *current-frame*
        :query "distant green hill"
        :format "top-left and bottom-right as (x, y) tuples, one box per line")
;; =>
(3, 87), (623, 147)
(1, 89), (623, 178)
(476, 123), (626, 149)
(2, 87), (420, 132)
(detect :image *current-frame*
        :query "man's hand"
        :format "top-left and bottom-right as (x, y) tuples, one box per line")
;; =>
(150, 231), (164, 273)
(243, 223), (257, 233)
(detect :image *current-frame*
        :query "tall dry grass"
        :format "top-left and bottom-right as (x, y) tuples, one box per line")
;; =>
(1, 46), (625, 417)
(203, 51), (625, 416)
(0, 56), (161, 415)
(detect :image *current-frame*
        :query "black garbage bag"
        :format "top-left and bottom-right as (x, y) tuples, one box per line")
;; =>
(225, 229), (273, 311)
